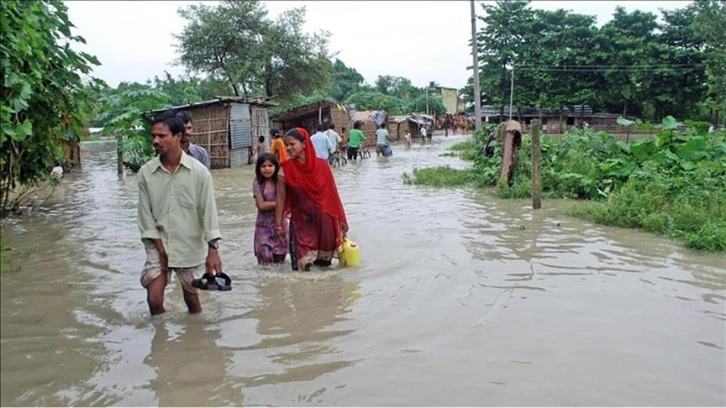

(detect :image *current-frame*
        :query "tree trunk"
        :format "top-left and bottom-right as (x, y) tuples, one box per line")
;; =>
(265, 77), (273, 99)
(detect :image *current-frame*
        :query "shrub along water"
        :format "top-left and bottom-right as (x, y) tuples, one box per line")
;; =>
(403, 118), (726, 251)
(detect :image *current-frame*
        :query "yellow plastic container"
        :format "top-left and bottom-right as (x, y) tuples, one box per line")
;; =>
(339, 238), (360, 267)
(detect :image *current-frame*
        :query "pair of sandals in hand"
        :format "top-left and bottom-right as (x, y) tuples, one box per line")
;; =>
(191, 272), (232, 291)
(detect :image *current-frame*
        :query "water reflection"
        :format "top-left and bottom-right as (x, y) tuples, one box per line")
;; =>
(228, 273), (361, 389)
(145, 319), (240, 406)
(1, 137), (724, 406)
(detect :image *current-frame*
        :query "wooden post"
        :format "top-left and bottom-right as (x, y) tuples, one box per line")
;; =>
(531, 120), (542, 209)
(498, 123), (512, 185)
(318, 106), (322, 124)
(116, 134), (123, 175)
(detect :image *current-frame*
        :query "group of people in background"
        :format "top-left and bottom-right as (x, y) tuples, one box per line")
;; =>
(438, 113), (473, 137)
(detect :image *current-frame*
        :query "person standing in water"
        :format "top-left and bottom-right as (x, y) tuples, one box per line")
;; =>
(346, 121), (366, 161)
(375, 122), (391, 157)
(269, 128), (288, 163)
(176, 111), (211, 169)
(275, 128), (348, 271)
(253, 153), (288, 265)
(137, 110), (223, 315)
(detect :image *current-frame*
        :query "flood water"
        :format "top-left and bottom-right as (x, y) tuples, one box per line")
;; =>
(1, 135), (724, 406)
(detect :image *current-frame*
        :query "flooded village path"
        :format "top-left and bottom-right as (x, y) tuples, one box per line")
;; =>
(1, 134), (724, 406)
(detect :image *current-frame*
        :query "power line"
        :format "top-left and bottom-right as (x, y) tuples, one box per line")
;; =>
(514, 67), (704, 72)
(515, 64), (701, 68)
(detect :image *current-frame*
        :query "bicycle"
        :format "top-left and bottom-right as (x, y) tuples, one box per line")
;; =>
(328, 150), (347, 168)
(358, 142), (372, 159)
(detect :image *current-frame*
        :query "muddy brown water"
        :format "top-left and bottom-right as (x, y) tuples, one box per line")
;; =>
(1, 135), (724, 406)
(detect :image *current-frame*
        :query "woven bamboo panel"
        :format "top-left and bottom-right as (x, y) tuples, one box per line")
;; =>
(187, 104), (230, 169)
(251, 106), (270, 153)
(328, 106), (352, 134)
(359, 118), (379, 141)
(386, 122), (399, 140)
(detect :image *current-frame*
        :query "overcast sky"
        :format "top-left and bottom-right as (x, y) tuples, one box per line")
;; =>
(65, 0), (692, 90)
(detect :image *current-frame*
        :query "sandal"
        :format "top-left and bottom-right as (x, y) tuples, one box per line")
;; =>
(192, 272), (232, 291)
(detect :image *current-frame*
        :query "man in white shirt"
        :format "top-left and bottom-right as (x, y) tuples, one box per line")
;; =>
(310, 123), (333, 160)
(325, 123), (343, 153)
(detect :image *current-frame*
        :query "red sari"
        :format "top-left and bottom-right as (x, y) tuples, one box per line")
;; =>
(281, 128), (348, 269)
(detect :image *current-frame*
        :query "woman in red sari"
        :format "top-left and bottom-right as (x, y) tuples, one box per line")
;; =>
(274, 127), (348, 271)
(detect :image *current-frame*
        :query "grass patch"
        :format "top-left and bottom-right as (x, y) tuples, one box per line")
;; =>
(405, 121), (726, 251)
(0, 242), (33, 274)
(568, 177), (726, 251)
(403, 166), (471, 187)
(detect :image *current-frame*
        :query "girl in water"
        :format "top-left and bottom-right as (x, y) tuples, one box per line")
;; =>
(253, 153), (288, 265)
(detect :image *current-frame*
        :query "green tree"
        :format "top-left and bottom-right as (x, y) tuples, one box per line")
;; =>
(345, 91), (410, 115)
(0, 0), (102, 216)
(692, 0), (726, 125)
(175, 1), (265, 97)
(467, 1), (710, 123)
(374, 75), (418, 101)
(474, 0), (534, 114)
(257, 6), (332, 102)
(646, 4), (706, 121)
(174, 0), (332, 103)
(524, 9), (599, 112)
(410, 93), (447, 117)
(98, 83), (171, 167)
(327, 58), (365, 101)
(152, 72), (205, 107)
(594, 7), (660, 117)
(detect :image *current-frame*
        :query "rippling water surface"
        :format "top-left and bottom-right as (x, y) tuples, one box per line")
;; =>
(1, 135), (724, 406)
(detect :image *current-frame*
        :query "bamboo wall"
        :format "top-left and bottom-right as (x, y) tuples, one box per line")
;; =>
(328, 106), (352, 134)
(358, 117), (387, 141)
(387, 120), (417, 140)
(251, 105), (271, 156)
(188, 104), (230, 169)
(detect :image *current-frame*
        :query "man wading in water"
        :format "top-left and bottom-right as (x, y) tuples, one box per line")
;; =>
(137, 110), (223, 315)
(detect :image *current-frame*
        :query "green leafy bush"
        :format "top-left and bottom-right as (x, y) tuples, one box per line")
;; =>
(406, 119), (726, 251)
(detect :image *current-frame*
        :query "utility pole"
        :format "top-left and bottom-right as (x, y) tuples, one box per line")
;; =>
(470, 0), (482, 131)
(426, 88), (429, 115)
(509, 63), (514, 121)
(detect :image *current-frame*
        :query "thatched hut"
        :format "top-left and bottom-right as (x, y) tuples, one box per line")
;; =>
(351, 110), (388, 140)
(387, 115), (421, 140)
(149, 97), (275, 168)
(270, 100), (352, 136)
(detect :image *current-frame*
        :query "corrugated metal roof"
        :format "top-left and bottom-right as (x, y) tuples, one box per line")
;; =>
(148, 96), (276, 114)
(270, 99), (344, 121)
(389, 115), (409, 123)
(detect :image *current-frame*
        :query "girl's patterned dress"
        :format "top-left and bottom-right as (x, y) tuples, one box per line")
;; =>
(253, 180), (288, 264)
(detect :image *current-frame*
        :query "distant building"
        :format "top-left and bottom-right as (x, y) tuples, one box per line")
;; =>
(478, 104), (632, 134)
(431, 86), (464, 114)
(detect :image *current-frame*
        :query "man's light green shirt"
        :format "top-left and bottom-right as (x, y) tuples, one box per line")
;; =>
(137, 153), (221, 268)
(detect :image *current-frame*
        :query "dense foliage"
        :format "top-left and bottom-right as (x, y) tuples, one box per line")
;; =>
(97, 83), (171, 166)
(463, 0), (724, 124)
(175, 0), (332, 103)
(0, 0), (102, 216)
(405, 119), (726, 251)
